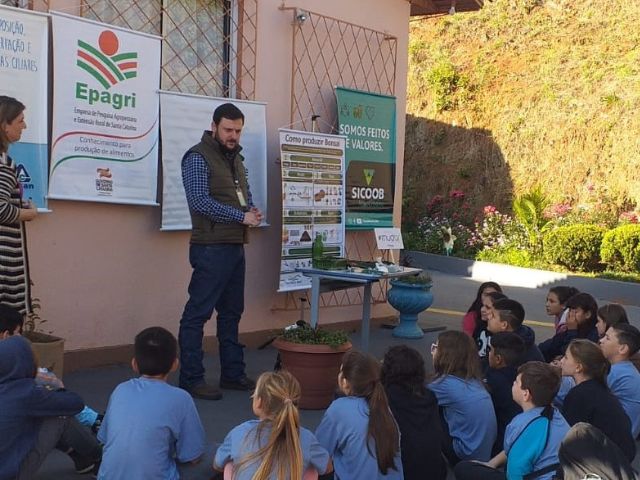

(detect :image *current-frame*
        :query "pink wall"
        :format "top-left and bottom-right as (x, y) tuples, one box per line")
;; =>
(28, 0), (411, 351)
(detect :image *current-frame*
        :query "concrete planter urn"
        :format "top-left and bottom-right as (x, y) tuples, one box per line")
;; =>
(388, 277), (434, 339)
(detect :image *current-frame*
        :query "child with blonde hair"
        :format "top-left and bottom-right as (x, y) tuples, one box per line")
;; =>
(214, 370), (331, 480)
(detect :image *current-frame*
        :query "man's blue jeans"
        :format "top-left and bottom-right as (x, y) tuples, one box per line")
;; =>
(179, 243), (246, 388)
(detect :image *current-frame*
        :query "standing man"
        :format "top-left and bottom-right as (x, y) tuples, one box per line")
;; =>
(179, 103), (262, 400)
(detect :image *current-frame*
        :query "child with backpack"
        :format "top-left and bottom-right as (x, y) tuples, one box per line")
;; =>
(214, 370), (331, 479)
(316, 350), (403, 479)
(455, 361), (570, 480)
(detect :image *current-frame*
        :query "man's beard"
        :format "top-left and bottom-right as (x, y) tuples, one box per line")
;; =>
(214, 133), (237, 153)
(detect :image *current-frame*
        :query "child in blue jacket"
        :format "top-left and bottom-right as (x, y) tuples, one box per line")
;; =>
(0, 335), (101, 479)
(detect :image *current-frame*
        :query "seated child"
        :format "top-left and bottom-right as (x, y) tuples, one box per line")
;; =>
(0, 335), (101, 479)
(560, 339), (636, 461)
(455, 361), (570, 480)
(427, 330), (497, 464)
(487, 298), (544, 364)
(381, 345), (447, 480)
(539, 293), (599, 362)
(462, 282), (502, 337)
(599, 323), (640, 438)
(0, 304), (103, 435)
(485, 332), (525, 454)
(215, 370), (331, 479)
(98, 327), (206, 479)
(545, 286), (579, 334)
(476, 291), (507, 360)
(316, 350), (403, 479)
(595, 303), (629, 338)
(558, 422), (637, 480)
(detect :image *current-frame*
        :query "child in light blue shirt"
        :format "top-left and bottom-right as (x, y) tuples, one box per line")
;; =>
(455, 361), (569, 480)
(316, 351), (403, 480)
(599, 323), (640, 438)
(214, 371), (330, 479)
(98, 327), (205, 480)
(427, 330), (497, 463)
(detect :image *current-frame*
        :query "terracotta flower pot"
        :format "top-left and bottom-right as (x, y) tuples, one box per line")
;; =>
(25, 332), (65, 378)
(273, 337), (352, 410)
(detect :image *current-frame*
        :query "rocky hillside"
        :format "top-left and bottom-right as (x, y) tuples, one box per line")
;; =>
(404, 0), (640, 224)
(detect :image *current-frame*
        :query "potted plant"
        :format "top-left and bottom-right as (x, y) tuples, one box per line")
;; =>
(23, 297), (65, 378)
(273, 325), (351, 410)
(387, 273), (434, 339)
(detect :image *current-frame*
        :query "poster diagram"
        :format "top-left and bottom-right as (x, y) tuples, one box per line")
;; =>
(279, 129), (346, 292)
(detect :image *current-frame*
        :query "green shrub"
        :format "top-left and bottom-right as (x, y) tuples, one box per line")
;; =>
(601, 224), (640, 272)
(543, 224), (606, 271)
(476, 247), (535, 268)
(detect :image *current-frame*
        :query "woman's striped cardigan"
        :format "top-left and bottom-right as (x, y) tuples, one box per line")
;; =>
(0, 153), (30, 313)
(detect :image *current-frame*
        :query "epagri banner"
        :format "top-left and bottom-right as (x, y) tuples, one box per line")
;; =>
(158, 91), (267, 231)
(335, 86), (396, 229)
(49, 12), (161, 205)
(0, 5), (49, 209)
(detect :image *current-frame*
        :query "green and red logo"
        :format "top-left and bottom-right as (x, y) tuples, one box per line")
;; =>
(77, 30), (137, 90)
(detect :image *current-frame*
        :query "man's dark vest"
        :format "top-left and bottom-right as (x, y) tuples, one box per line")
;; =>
(184, 131), (249, 244)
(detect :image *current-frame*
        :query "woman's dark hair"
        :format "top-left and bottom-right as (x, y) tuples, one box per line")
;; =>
(341, 350), (400, 475)
(597, 303), (629, 331)
(567, 339), (610, 387)
(468, 282), (502, 332)
(549, 286), (580, 305)
(0, 96), (25, 153)
(566, 293), (598, 337)
(433, 330), (483, 382)
(381, 345), (426, 396)
(473, 290), (507, 339)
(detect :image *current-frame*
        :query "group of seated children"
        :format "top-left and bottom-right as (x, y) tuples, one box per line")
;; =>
(2, 279), (640, 480)
(456, 282), (640, 479)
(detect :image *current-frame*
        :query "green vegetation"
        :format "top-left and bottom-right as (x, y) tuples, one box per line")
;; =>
(280, 326), (350, 349)
(403, 0), (640, 283)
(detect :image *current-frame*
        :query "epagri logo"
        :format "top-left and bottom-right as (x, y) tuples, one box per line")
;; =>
(75, 30), (137, 110)
(352, 168), (385, 200)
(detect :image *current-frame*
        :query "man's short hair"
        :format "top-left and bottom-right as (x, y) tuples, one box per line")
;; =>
(491, 332), (525, 366)
(494, 298), (526, 329)
(0, 304), (24, 335)
(517, 361), (561, 407)
(212, 103), (244, 125)
(134, 327), (177, 376)
(610, 323), (640, 357)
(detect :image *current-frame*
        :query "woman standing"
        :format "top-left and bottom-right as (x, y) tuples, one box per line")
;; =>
(0, 96), (38, 313)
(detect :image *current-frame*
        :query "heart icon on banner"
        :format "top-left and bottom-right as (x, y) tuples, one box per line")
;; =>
(365, 106), (375, 120)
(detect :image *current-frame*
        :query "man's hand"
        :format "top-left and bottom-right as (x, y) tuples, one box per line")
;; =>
(242, 210), (261, 227)
(250, 207), (263, 224)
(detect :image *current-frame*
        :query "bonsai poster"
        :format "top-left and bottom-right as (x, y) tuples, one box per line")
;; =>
(335, 86), (396, 229)
(0, 5), (49, 209)
(48, 12), (161, 205)
(278, 129), (346, 292)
